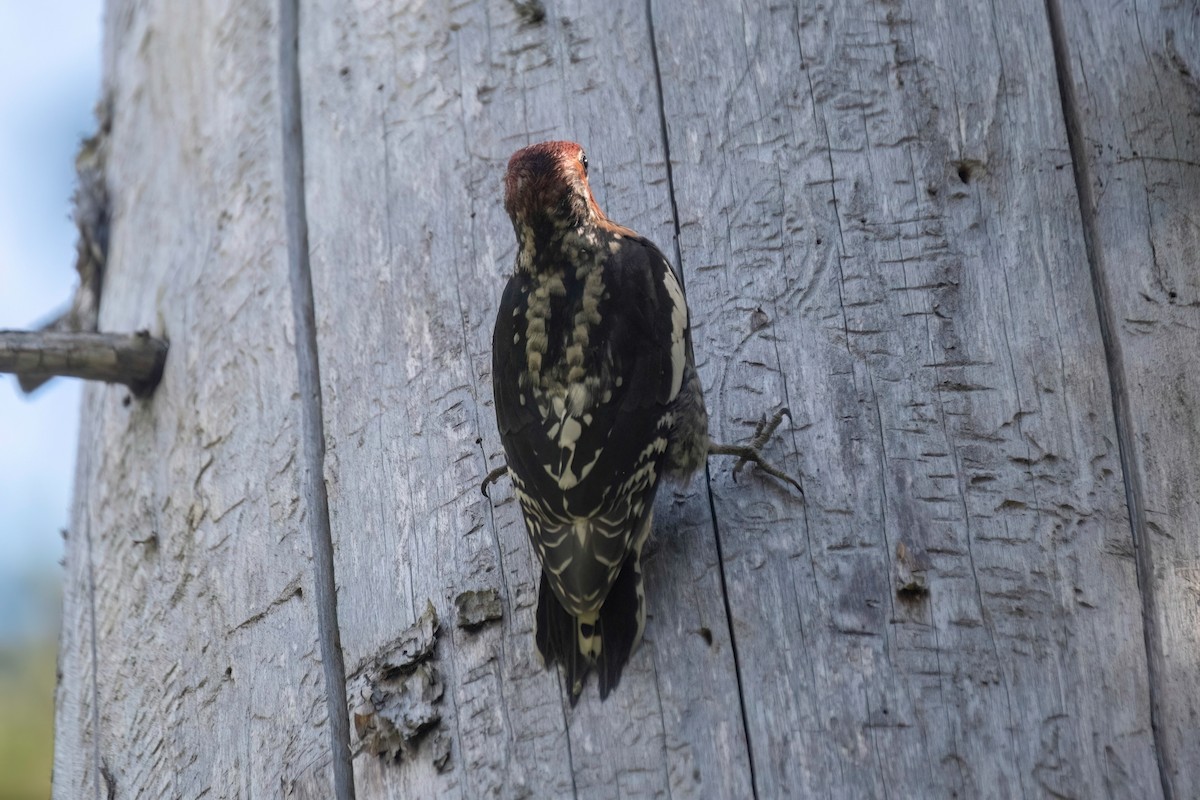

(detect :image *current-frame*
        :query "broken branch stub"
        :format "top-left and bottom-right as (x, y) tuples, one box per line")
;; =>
(0, 330), (167, 397)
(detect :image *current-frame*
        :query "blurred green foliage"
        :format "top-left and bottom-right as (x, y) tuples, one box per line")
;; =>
(0, 569), (59, 800)
(0, 637), (55, 799)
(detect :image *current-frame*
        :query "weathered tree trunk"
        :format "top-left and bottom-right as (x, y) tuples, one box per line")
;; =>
(53, 0), (1198, 798)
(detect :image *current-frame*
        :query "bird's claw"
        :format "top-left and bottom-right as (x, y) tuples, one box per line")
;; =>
(480, 465), (509, 497)
(708, 407), (802, 494)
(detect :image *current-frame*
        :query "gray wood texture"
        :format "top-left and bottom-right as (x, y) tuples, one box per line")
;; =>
(54, 0), (1197, 797)
(1056, 2), (1199, 795)
(52, 0), (335, 797)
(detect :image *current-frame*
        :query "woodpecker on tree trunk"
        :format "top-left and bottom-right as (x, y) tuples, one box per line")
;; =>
(491, 140), (798, 704)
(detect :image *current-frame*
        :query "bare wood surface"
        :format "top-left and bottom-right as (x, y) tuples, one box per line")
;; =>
(0, 330), (166, 396)
(649, 0), (1166, 794)
(1054, 2), (1200, 795)
(52, 0), (338, 796)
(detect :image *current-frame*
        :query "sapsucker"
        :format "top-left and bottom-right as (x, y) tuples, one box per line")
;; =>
(491, 141), (795, 704)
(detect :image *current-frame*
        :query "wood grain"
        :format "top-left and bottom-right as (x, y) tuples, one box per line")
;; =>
(52, 0), (337, 796)
(1054, 1), (1200, 795)
(649, 0), (1164, 796)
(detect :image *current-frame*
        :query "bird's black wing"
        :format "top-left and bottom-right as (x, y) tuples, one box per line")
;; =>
(491, 235), (688, 612)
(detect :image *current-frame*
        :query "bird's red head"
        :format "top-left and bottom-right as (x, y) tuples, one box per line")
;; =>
(503, 140), (606, 229)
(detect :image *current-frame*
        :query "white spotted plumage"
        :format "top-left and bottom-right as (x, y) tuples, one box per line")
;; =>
(493, 140), (710, 703)
(660, 258), (688, 402)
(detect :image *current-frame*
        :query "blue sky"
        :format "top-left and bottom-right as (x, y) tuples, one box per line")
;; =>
(0, 1), (104, 640)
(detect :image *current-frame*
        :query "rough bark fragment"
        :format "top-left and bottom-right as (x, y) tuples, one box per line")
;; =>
(454, 589), (503, 630)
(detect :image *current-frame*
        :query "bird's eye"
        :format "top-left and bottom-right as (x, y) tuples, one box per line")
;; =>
(579, 151), (588, 175)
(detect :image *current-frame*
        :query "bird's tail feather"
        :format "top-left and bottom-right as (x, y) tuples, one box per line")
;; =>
(536, 552), (644, 705)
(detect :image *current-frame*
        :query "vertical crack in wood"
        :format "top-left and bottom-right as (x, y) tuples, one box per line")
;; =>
(644, 0), (685, 288)
(279, 0), (356, 796)
(82, 453), (102, 800)
(701, 479), (759, 800)
(645, 2), (758, 798)
(1043, 2), (1173, 798)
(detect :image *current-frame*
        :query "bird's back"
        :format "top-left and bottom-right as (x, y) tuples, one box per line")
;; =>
(493, 228), (680, 615)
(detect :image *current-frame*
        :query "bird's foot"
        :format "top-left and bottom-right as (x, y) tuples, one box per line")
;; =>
(708, 407), (802, 494)
(480, 464), (509, 497)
